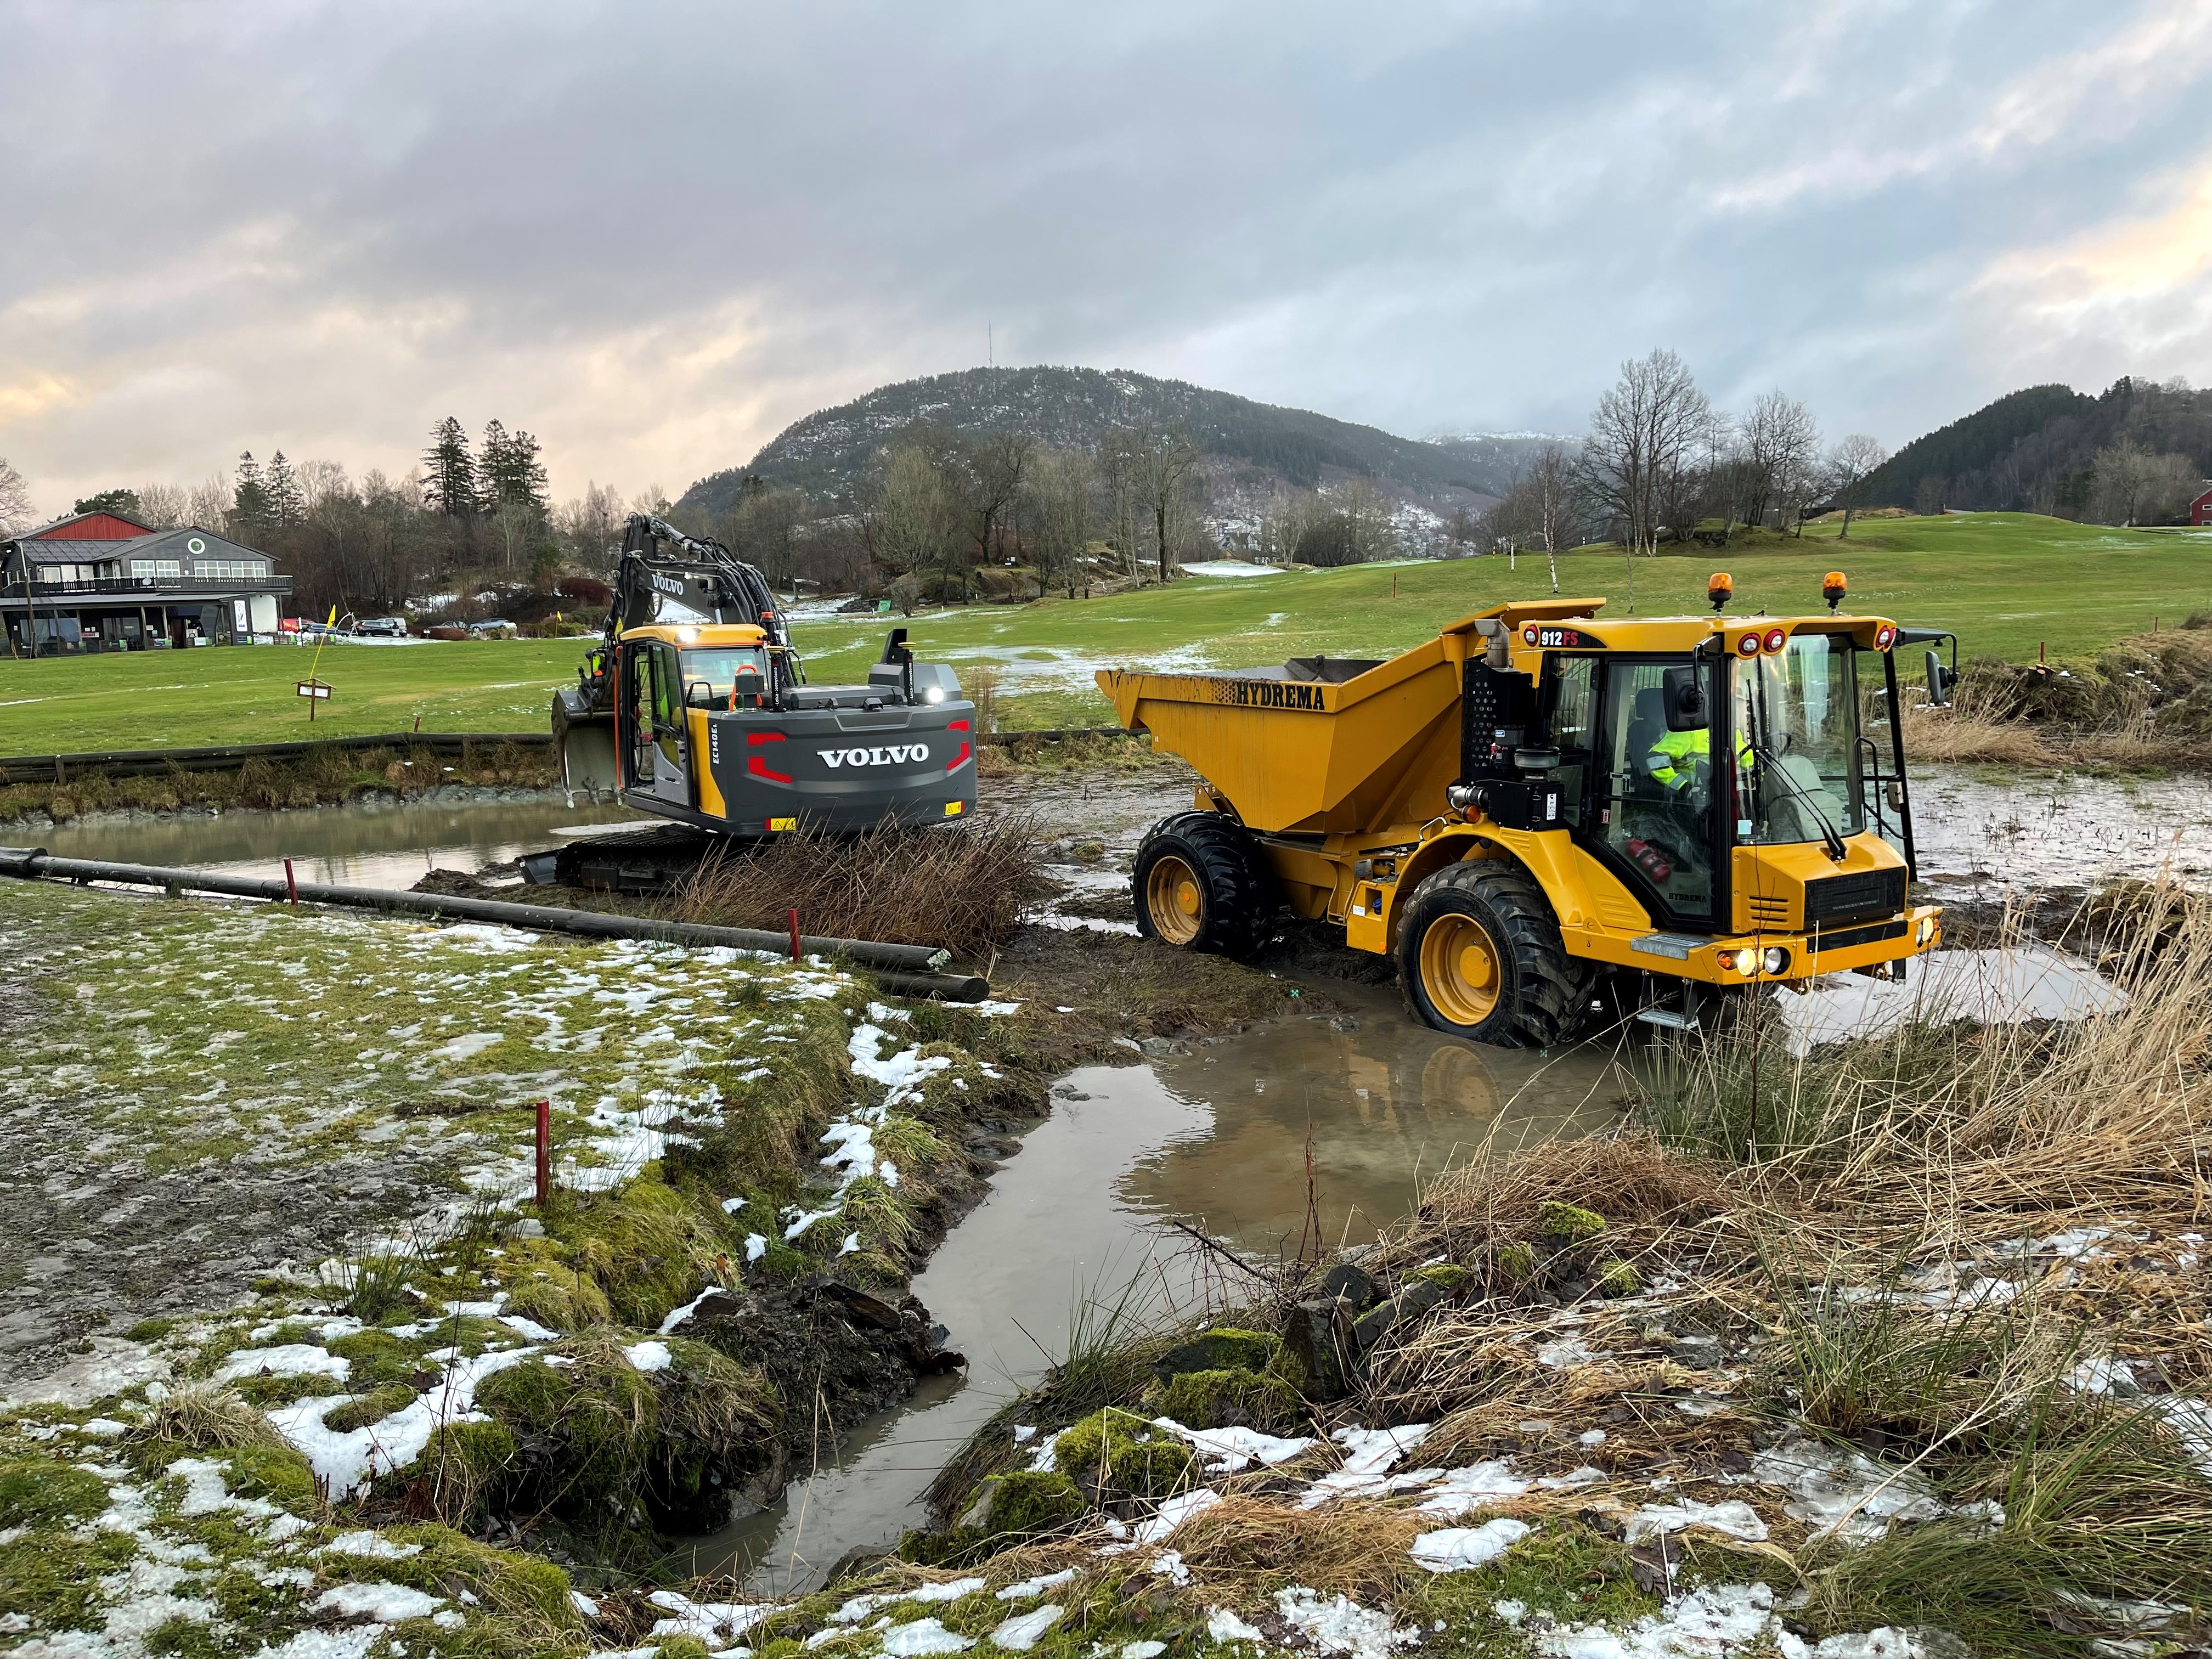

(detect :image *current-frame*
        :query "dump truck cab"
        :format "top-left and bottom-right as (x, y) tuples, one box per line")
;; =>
(1101, 582), (1942, 1045)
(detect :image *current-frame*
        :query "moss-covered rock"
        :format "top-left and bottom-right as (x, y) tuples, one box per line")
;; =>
(1150, 1327), (1282, 1384)
(322, 1382), (417, 1434)
(1536, 1201), (1606, 1244)
(1596, 1259), (1641, 1297)
(986, 1469), (1086, 1536)
(326, 1329), (427, 1389)
(1053, 1411), (1193, 1498)
(1410, 1263), (1476, 1294)
(222, 1444), (319, 1511)
(475, 1348), (657, 1520)
(1494, 1240), (1538, 1283)
(0, 1457), (110, 1528)
(1147, 1368), (1303, 1433)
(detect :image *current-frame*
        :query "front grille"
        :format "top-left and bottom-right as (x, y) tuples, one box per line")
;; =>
(1807, 918), (1910, 953)
(1805, 867), (1906, 928)
(1747, 894), (1793, 929)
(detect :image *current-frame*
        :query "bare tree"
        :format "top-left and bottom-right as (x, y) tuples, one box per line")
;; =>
(874, 445), (955, 586)
(1260, 488), (1322, 567)
(0, 458), (34, 536)
(185, 473), (231, 531)
(1742, 390), (1820, 532)
(555, 481), (625, 571)
(1825, 434), (1888, 539)
(1577, 348), (1710, 608)
(2092, 438), (2199, 526)
(1334, 478), (1401, 564)
(1097, 427), (1144, 584)
(1134, 419), (1201, 583)
(953, 432), (1034, 599)
(1029, 447), (1094, 598)
(132, 482), (190, 529)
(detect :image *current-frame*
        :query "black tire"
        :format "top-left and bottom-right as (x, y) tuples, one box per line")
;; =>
(1395, 860), (1588, 1048)
(1131, 811), (1276, 960)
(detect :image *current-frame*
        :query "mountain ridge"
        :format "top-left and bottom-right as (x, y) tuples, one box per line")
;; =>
(677, 365), (1555, 516)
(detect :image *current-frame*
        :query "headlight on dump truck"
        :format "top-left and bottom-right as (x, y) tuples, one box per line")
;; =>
(1917, 916), (1936, 945)
(1763, 946), (1790, 975)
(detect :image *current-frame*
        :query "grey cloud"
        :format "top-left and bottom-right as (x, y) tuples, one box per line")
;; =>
(3, 0), (2208, 508)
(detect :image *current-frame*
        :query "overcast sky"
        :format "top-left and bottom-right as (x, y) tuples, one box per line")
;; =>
(4, 0), (2209, 513)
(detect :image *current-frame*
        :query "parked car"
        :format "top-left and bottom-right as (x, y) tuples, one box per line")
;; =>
(467, 618), (515, 637)
(354, 616), (409, 638)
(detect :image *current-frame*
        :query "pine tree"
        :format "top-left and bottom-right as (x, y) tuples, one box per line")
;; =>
(478, 420), (550, 512)
(423, 417), (478, 518)
(266, 450), (304, 527)
(232, 452), (275, 538)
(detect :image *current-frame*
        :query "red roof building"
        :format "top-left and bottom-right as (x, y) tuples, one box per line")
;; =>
(2, 512), (291, 654)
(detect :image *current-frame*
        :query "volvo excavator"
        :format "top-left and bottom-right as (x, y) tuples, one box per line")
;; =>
(1102, 571), (1953, 1047)
(552, 515), (977, 844)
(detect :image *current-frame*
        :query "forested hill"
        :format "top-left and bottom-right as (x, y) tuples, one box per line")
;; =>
(1861, 377), (2212, 512)
(677, 365), (1552, 514)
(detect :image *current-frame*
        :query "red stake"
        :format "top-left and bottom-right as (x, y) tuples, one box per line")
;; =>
(788, 907), (802, 962)
(534, 1099), (551, 1210)
(283, 857), (298, 906)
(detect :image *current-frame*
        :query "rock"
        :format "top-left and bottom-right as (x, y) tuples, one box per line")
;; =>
(1328, 1015), (1359, 1033)
(1351, 1279), (1446, 1351)
(1152, 1328), (1280, 1385)
(1284, 1299), (1356, 1401)
(1318, 1262), (1378, 1309)
(1136, 1036), (1191, 1058)
(1534, 1200), (1607, 1243)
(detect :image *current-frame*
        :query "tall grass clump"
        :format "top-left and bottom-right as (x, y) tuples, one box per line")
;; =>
(661, 810), (1052, 957)
(1635, 891), (2212, 1240)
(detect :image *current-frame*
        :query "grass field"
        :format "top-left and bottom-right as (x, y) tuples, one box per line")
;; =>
(2, 513), (2206, 752)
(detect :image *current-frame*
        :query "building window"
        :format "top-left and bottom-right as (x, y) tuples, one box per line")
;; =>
(193, 561), (266, 581)
(33, 563), (101, 585)
(131, 559), (184, 578)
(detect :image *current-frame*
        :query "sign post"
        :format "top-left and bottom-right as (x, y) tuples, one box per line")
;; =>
(300, 606), (338, 721)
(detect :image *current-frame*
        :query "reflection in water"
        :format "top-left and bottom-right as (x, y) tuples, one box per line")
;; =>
(37, 797), (649, 889)
(678, 979), (1627, 1593)
(1124, 981), (1628, 1252)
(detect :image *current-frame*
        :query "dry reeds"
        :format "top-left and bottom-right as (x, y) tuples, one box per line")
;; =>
(661, 810), (1053, 958)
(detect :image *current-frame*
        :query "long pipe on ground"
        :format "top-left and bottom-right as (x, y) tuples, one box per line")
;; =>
(0, 847), (989, 999)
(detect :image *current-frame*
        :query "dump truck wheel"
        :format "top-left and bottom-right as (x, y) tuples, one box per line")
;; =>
(1396, 861), (1585, 1048)
(1133, 812), (1273, 958)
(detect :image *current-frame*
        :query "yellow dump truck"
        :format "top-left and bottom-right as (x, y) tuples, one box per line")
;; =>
(1098, 579), (1945, 1045)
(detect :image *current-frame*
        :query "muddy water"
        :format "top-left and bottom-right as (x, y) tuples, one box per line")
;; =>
(32, 797), (650, 888)
(680, 978), (1627, 1594)
(1911, 769), (2212, 892)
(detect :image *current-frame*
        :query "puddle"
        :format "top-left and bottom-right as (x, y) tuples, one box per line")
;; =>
(30, 797), (653, 888)
(1911, 769), (2212, 893)
(679, 978), (1627, 1593)
(1782, 945), (2126, 1055)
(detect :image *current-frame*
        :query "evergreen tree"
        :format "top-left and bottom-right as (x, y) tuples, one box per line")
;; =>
(266, 450), (305, 527)
(71, 488), (143, 520)
(478, 420), (549, 512)
(232, 453), (275, 538)
(422, 417), (478, 518)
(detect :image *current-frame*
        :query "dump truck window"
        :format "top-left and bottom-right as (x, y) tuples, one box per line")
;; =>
(1593, 658), (1718, 926)
(1733, 636), (1863, 845)
(1544, 654), (1598, 828)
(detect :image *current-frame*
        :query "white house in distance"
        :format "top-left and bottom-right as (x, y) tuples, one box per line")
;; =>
(0, 509), (292, 653)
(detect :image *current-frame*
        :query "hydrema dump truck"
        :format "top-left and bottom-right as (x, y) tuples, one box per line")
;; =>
(553, 514), (977, 837)
(1099, 575), (1948, 1045)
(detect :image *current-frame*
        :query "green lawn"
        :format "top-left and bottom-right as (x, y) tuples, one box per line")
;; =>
(3, 514), (2207, 752)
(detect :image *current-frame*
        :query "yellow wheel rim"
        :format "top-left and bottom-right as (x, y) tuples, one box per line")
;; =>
(1420, 913), (1503, 1026)
(1146, 854), (1204, 946)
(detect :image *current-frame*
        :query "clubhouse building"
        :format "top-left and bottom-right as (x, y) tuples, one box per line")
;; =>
(0, 510), (291, 653)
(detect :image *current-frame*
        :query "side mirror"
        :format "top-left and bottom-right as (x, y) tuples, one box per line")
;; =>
(686, 679), (715, 709)
(1925, 650), (1954, 708)
(1662, 664), (1708, 731)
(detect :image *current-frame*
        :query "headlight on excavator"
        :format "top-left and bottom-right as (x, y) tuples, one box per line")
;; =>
(1762, 946), (1790, 975)
(924, 687), (945, 703)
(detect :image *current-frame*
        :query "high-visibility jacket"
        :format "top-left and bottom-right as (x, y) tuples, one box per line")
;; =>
(1647, 726), (1752, 791)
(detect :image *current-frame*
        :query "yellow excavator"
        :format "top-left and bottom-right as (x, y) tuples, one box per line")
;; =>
(1099, 572), (1947, 1044)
